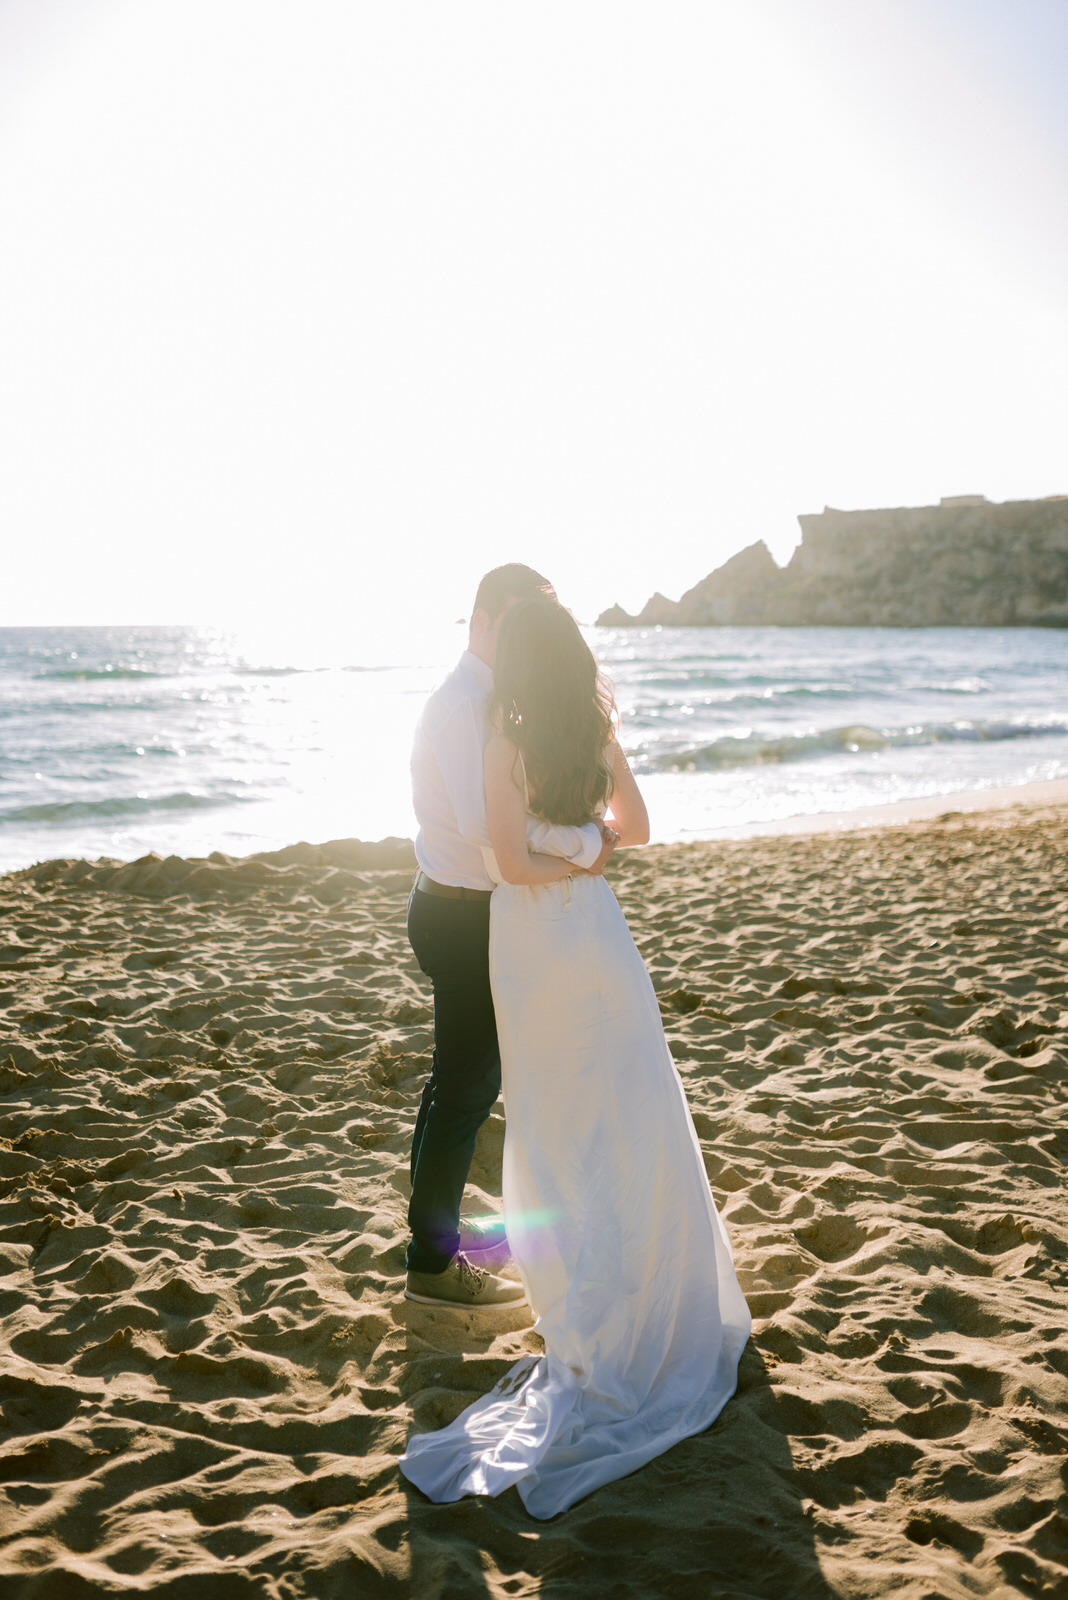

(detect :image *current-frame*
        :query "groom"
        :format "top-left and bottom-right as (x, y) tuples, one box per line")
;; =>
(405, 564), (615, 1309)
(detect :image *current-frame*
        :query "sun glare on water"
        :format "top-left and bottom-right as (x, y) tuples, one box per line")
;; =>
(197, 614), (466, 849)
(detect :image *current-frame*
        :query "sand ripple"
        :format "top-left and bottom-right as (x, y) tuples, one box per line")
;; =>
(1, 813), (1066, 1597)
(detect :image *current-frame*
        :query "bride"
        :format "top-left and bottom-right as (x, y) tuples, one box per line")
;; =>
(399, 597), (751, 1520)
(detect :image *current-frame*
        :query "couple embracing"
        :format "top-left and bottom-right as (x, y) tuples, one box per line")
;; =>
(399, 564), (750, 1520)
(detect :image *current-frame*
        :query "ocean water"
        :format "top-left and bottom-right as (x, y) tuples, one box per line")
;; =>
(1, 623), (1066, 872)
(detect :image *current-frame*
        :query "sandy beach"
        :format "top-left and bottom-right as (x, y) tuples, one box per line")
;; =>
(1, 795), (1066, 1598)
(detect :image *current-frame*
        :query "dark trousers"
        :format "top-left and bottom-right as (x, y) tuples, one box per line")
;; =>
(405, 885), (500, 1274)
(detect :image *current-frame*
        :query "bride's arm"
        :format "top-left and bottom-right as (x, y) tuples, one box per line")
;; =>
(605, 740), (650, 847)
(485, 735), (585, 886)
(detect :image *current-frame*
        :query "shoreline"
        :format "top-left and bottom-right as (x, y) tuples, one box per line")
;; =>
(681, 773), (1068, 843)
(4, 775), (1068, 883)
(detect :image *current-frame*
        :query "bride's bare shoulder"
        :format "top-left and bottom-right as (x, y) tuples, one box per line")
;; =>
(485, 730), (518, 758)
(484, 733), (524, 783)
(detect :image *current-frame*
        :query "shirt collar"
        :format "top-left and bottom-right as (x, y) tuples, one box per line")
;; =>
(461, 650), (494, 690)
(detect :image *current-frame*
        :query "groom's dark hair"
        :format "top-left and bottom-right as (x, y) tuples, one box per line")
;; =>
(474, 564), (557, 622)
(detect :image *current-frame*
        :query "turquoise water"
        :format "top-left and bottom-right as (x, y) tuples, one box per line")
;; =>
(2, 623), (1066, 871)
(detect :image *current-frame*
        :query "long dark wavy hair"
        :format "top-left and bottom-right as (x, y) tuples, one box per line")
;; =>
(488, 598), (615, 826)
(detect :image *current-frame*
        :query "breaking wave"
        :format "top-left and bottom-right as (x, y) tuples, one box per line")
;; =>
(34, 667), (163, 681)
(4, 792), (248, 825)
(651, 719), (1068, 771)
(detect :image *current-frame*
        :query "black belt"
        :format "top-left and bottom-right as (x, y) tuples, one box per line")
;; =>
(414, 871), (493, 902)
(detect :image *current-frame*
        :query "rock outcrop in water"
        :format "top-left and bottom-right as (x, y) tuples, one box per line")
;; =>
(598, 495), (1068, 627)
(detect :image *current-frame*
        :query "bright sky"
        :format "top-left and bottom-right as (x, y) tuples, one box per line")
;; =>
(2, 0), (1066, 635)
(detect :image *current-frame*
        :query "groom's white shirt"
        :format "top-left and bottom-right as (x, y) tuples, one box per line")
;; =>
(412, 650), (603, 891)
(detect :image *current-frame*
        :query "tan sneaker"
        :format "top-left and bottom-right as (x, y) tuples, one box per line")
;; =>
(459, 1214), (511, 1264)
(405, 1251), (526, 1310)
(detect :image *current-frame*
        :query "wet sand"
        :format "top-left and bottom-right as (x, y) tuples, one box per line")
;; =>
(0, 804), (1066, 1598)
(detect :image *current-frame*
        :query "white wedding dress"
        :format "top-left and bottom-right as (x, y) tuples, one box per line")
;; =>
(399, 840), (751, 1520)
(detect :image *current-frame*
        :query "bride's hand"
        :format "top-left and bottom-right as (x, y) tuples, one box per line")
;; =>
(584, 821), (619, 877)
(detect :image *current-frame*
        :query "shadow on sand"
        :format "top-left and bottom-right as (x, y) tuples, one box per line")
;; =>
(399, 1336), (839, 1600)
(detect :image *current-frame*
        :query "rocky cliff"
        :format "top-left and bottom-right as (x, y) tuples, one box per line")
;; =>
(598, 496), (1068, 627)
